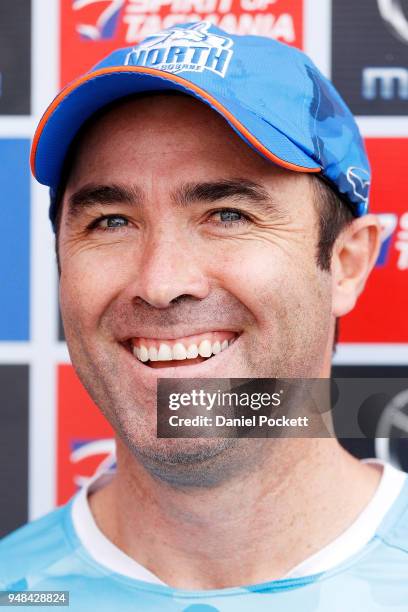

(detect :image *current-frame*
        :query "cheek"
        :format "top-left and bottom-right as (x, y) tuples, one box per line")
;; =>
(59, 247), (132, 332)
(210, 238), (322, 328)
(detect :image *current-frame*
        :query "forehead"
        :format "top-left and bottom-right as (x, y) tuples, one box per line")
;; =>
(66, 94), (300, 187)
(58, 94), (318, 236)
(74, 93), (247, 152)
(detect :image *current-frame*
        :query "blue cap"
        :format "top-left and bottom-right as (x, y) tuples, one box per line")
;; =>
(31, 21), (370, 227)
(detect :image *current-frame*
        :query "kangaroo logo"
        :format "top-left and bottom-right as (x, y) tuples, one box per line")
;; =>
(125, 22), (234, 78)
(346, 166), (370, 205)
(73, 0), (124, 41)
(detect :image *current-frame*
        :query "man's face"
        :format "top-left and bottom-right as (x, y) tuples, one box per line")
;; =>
(58, 94), (333, 470)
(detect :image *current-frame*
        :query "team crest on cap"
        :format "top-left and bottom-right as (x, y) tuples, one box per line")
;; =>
(124, 22), (234, 78)
(346, 166), (370, 205)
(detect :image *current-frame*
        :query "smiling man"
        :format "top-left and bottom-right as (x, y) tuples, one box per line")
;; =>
(1, 21), (408, 612)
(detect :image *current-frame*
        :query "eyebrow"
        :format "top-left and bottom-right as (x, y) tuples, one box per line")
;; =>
(174, 179), (271, 206)
(66, 183), (143, 221)
(66, 178), (281, 222)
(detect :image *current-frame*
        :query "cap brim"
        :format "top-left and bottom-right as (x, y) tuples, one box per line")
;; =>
(31, 66), (321, 188)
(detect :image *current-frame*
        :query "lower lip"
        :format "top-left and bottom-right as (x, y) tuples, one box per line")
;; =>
(148, 356), (208, 369)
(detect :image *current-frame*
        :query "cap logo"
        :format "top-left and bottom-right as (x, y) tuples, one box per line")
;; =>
(346, 166), (370, 204)
(124, 21), (233, 78)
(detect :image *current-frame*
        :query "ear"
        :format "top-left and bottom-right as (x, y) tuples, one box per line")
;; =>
(331, 214), (382, 317)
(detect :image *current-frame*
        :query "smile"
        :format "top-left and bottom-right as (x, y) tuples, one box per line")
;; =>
(130, 331), (238, 368)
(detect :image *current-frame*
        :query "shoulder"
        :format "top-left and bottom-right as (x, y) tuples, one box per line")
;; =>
(375, 476), (408, 558)
(0, 500), (76, 588)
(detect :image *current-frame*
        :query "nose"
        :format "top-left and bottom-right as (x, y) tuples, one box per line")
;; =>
(131, 229), (210, 309)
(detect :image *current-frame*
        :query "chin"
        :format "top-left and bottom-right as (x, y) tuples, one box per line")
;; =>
(117, 426), (242, 487)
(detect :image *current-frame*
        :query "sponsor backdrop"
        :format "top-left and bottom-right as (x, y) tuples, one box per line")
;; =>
(332, 0), (408, 115)
(0, 0), (407, 537)
(0, 0), (31, 115)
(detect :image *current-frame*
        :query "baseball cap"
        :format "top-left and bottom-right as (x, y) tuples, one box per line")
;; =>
(31, 21), (371, 228)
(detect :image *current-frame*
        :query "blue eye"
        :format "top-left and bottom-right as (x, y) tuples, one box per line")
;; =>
(219, 210), (242, 222)
(91, 215), (129, 231)
(211, 209), (249, 227)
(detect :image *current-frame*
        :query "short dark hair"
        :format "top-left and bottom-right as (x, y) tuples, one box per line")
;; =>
(312, 177), (355, 352)
(312, 177), (355, 272)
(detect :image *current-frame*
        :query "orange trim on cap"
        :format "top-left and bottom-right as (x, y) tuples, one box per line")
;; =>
(30, 66), (321, 179)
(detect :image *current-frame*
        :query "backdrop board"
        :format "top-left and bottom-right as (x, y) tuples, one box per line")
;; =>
(0, 140), (30, 341)
(0, 0), (31, 115)
(332, 0), (408, 115)
(0, 0), (408, 540)
(0, 366), (29, 538)
(60, 0), (303, 85)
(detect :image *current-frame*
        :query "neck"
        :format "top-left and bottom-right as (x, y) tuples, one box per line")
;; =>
(89, 438), (381, 589)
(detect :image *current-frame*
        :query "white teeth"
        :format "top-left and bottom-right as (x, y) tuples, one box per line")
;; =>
(186, 343), (199, 359)
(212, 340), (221, 354)
(198, 339), (212, 357)
(173, 343), (187, 360)
(139, 345), (149, 362)
(133, 335), (237, 363)
(157, 343), (173, 361)
(149, 346), (158, 362)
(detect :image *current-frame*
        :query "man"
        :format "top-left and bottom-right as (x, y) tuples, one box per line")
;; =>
(1, 21), (407, 611)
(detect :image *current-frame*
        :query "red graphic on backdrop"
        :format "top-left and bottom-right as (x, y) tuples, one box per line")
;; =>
(57, 364), (114, 504)
(60, 0), (303, 86)
(340, 138), (408, 343)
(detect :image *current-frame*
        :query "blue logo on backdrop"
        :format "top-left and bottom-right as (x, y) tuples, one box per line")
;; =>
(125, 22), (234, 77)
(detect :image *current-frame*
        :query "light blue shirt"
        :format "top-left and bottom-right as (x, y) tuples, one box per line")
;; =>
(1, 479), (408, 611)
